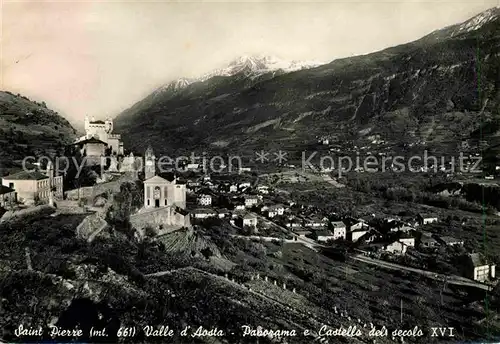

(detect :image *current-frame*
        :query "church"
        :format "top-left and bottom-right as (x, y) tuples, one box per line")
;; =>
(130, 146), (190, 231)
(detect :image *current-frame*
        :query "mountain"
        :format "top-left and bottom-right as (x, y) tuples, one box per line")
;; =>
(0, 91), (77, 175)
(115, 7), (500, 157)
(154, 55), (325, 94)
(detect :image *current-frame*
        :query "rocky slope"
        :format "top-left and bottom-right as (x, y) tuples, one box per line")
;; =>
(115, 7), (500, 157)
(0, 91), (77, 175)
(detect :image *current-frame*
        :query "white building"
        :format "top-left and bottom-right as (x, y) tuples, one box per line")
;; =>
(2, 161), (63, 205)
(75, 116), (124, 155)
(317, 230), (336, 242)
(242, 213), (258, 228)
(197, 194), (212, 206)
(384, 240), (413, 255)
(191, 208), (217, 219)
(350, 228), (368, 242)
(244, 196), (259, 208)
(330, 221), (346, 239)
(465, 253), (496, 282)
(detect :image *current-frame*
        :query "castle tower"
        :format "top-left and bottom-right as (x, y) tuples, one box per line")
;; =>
(46, 160), (54, 184)
(105, 117), (113, 133)
(84, 115), (90, 132)
(144, 146), (156, 180)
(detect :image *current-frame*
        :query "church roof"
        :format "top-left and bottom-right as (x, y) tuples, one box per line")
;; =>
(144, 175), (172, 185)
(3, 170), (49, 181)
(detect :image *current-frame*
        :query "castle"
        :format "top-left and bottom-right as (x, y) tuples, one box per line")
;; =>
(75, 116), (124, 156)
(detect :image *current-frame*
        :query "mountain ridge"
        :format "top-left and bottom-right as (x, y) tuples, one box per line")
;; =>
(153, 55), (325, 95)
(115, 7), (500, 158)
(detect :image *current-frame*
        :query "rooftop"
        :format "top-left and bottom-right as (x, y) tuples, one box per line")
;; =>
(469, 253), (488, 267)
(2, 170), (49, 181)
(73, 137), (108, 146)
(144, 175), (172, 185)
(331, 221), (346, 228)
(0, 185), (15, 194)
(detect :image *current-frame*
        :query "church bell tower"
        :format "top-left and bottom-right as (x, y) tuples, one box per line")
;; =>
(144, 146), (156, 180)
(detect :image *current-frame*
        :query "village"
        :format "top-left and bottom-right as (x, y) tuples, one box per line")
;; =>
(0, 115), (496, 296)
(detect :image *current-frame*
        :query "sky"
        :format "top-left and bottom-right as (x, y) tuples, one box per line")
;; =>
(1, 0), (498, 127)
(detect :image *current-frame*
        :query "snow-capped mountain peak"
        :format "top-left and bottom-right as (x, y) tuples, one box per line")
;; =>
(453, 7), (500, 35)
(154, 55), (325, 95)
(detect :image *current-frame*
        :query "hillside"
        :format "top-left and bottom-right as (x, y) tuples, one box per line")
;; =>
(1, 213), (498, 343)
(115, 8), (500, 156)
(0, 91), (77, 175)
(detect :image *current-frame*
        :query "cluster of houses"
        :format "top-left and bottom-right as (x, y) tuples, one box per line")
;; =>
(185, 173), (496, 284)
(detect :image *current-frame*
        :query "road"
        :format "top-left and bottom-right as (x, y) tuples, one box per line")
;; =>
(251, 212), (326, 251)
(352, 254), (493, 291)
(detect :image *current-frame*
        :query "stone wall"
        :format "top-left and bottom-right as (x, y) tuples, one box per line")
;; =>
(0, 205), (55, 223)
(65, 174), (139, 201)
(130, 207), (189, 231)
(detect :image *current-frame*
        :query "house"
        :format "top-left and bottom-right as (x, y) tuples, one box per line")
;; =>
(197, 194), (212, 206)
(390, 224), (414, 233)
(349, 219), (368, 232)
(2, 162), (63, 205)
(229, 184), (238, 193)
(398, 237), (415, 247)
(187, 180), (200, 187)
(419, 236), (438, 248)
(191, 208), (217, 219)
(435, 236), (464, 247)
(267, 208), (278, 218)
(316, 230), (336, 243)
(269, 204), (285, 216)
(186, 163), (200, 171)
(244, 195), (260, 208)
(294, 229), (312, 237)
(463, 253), (496, 282)
(242, 213), (258, 228)
(304, 216), (328, 228)
(217, 208), (230, 218)
(234, 203), (245, 211)
(417, 214), (438, 226)
(0, 185), (16, 207)
(286, 219), (302, 229)
(260, 203), (271, 212)
(257, 185), (270, 194)
(231, 210), (246, 219)
(350, 228), (368, 242)
(330, 221), (347, 240)
(239, 182), (251, 189)
(384, 240), (410, 255)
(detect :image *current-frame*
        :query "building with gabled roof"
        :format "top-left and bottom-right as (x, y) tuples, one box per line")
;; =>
(463, 253), (496, 282)
(2, 161), (62, 205)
